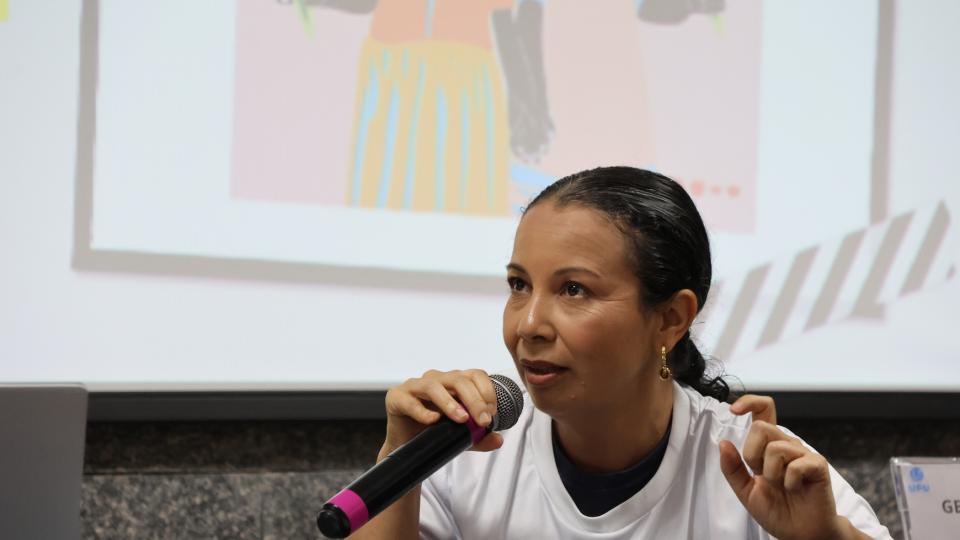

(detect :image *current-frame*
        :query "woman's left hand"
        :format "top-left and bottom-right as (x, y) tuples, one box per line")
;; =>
(719, 395), (868, 540)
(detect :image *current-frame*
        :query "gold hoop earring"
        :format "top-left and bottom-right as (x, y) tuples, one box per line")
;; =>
(659, 345), (672, 381)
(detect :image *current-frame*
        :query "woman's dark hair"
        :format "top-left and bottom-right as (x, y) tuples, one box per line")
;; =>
(526, 166), (730, 402)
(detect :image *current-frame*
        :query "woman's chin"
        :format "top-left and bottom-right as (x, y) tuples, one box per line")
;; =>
(523, 379), (580, 417)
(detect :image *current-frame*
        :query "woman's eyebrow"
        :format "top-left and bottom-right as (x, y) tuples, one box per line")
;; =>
(506, 264), (601, 279)
(554, 266), (601, 279)
(506, 262), (527, 274)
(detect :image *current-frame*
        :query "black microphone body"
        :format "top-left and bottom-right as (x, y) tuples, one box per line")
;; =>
(316, 374), (523, 538)
(317, 416), (477, 537)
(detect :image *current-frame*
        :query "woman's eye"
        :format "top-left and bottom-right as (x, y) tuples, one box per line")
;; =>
(563, 282), (586, 297)
(507, 277), (527, 292)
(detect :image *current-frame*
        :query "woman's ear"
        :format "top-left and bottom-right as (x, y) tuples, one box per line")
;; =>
(658, 289), (698, 350)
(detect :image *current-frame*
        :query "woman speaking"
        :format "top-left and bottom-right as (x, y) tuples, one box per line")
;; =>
(352, 167), (890, 539)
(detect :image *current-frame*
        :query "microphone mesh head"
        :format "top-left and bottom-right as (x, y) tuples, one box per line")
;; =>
(489, 374), (524, 431)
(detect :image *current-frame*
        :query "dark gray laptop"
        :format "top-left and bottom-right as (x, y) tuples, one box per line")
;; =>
(0, 385), (88, 540)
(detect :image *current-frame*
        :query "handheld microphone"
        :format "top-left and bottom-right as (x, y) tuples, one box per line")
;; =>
(316, 374), (524, 539)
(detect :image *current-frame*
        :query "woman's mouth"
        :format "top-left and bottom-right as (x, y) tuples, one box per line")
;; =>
(521, 360), (569, 386)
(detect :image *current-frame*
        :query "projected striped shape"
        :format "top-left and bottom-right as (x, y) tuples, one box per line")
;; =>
(695, 202), (954, 361)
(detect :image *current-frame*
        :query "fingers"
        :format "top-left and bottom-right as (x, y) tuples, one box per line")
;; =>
(741, 420), (793, 475)
(398, 369), (497, 426)
(465, 369), (498, 420)
(718, 440), (753, 506)
(761, 440), (806, 486)
(742, 421), (828, 493)
(450, 375), (492, 427)
(385, 387), (442, 426)
(783, 453), (831, 492)
(413, 375), (471, 423)
(730, 394), (777, 425)
(470, 432), (504, 453)
(383, 370), (502, 455)
(721, 436), (827, 515)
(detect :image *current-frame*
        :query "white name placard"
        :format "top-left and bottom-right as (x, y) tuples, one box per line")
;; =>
(890, 457), (960, 540)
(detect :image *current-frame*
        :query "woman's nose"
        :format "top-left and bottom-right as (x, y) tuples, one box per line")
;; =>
(517, 295), (556, 342)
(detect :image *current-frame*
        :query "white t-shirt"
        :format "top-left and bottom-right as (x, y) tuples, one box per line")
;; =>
(419, 381), (891, 539)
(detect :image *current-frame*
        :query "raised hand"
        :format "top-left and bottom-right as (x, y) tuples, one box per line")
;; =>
(721, 395), (869, 540)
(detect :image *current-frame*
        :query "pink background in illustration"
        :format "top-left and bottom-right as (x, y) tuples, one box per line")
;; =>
(231, 1), (760, 232)
(536, 0), (761, 233)
(638, 2), (761, 233)
(231, 2), (368, 205)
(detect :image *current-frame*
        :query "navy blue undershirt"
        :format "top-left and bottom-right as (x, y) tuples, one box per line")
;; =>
(552, 421), (671, 517)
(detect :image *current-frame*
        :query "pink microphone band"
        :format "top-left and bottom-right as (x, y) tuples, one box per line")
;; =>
(465, 417), (488, 445)
(328, 488), (369, 532)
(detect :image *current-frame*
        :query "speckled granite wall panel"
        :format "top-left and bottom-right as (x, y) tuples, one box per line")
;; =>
(80, 419), (960, 540)
(82, 472), (360, 540)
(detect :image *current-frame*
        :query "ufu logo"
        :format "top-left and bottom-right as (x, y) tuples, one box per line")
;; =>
(908, 466), (931, 493)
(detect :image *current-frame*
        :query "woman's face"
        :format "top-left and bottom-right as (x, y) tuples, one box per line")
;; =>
(503, 202), (663, 418)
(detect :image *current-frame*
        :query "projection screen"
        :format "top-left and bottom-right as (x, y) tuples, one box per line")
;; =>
(1, 0), (957, 398)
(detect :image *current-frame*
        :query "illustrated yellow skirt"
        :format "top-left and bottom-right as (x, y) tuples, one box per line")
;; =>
(347, 38), (510, 216)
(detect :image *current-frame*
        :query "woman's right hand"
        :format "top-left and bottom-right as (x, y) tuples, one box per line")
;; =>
(379, 369), (504, 460)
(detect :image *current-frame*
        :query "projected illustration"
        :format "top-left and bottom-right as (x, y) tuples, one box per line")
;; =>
(231, 0), (759, 230)
(70, 0), (960, 387)
(79, 0), (954, 355)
